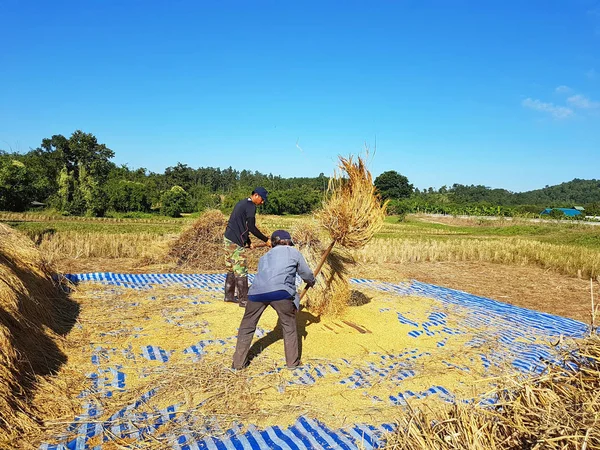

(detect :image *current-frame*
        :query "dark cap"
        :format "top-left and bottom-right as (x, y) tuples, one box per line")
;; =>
(253, 187), (268, 201)
(271, 229), (294, 245)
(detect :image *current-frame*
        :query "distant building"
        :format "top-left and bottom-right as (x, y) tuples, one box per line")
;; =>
(540, 207), (583, 217)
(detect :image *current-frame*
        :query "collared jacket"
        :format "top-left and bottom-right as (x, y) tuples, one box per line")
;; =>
(248, 245), (315, 309)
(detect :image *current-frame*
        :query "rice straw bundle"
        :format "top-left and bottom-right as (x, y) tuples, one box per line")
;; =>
(0, 223), (76, 446)
(315, 155), (387, 250)
(292, 221), (352, 316)
(383, 334), (600, 449)
(168, 209), (269, 271)
(298, 155), (387, 313)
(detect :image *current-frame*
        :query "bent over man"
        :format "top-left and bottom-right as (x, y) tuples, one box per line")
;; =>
(223, 187), (270, 307)
(232, 229), (316, 370)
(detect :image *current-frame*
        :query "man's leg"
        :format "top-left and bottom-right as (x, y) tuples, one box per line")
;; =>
(231, 246), (249, 308)
(232, 301), (268, 369)
(271, 300), (300, 368)
(223, 237), (240, 303)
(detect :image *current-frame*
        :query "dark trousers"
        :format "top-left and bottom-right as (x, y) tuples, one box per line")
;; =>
(232, 299), (299, 369)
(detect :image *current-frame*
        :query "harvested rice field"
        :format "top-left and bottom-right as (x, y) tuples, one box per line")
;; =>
(33, 272), (588, 450)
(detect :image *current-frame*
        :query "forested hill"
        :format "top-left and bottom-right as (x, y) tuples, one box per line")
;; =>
(513, 179), (600, 205)
(410, 178), (600, 206)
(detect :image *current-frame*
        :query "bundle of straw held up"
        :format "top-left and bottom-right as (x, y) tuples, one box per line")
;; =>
(297, 154), (387, 316)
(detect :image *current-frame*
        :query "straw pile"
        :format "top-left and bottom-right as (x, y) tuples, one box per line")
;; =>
(0, 223), (77, 445)
(299, 155), (387, 316)
(167, 209), (268, 271)
(383, 333), (600, 449)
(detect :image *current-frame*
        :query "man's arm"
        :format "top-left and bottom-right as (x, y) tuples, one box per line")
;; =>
(296, 251), (316, 286)
(245, 203), (269, 242)
(246, 216), (269, 242)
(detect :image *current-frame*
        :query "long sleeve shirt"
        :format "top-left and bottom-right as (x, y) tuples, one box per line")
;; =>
(224, 198), (269, 247)
(248, 245), (316, 309)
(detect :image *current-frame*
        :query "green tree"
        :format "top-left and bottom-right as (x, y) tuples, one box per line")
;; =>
(374, 171), (414, 200)
(107, 179), (151, 212)
(40, 131), (114, 215)
(160, 186), (190, 217)
(0, 159), (35, 211)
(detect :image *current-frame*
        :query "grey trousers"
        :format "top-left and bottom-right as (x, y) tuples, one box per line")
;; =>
(232, 299), (299, 369)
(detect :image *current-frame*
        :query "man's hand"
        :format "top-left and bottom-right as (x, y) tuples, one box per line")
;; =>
(266, 238), (272, 248)
(305, 279), (316, 289)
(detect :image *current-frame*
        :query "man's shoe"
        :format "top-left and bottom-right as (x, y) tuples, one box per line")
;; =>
(224, 273), (238, 303)
(286, 362), (304, 370)
(235, 275), (249, 308)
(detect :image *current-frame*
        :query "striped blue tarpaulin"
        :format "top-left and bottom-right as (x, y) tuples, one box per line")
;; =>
(39, 272), (589, 450)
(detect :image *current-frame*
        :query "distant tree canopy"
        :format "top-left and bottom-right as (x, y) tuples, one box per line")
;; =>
(0, 130), (328, 216)
(374, 171), (414, 200)
(2, 131), (600, 217)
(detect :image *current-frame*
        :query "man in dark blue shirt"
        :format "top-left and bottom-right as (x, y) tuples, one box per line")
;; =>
(223, 187), (271, 307)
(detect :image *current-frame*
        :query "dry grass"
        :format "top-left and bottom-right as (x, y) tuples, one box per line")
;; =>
(355, 237), (600, 279)
(38, 231), (600, 281)
(167, 209), (229, 270)
(382, 334), (600, 449)
(0, 223), (78, 447)
(37, 230), (174, 262)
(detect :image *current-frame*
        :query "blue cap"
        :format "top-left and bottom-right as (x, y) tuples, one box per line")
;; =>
(271, 229), (294, 245)
(253, 187), (268, 201)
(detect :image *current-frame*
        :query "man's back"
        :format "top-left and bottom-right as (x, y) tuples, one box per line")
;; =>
(249, 246), (314, 297)
(225, 199), (255, 247)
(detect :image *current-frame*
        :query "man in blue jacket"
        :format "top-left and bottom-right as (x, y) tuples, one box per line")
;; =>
(223, 187), (271, 307)
(232, 230), (316, 370)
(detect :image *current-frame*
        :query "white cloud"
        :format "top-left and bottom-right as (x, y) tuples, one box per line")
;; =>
(555, 85), (572, 94)
(588, 7), (600, 18)
(567, 94), (600, 109)
(521, 98), (574, 119)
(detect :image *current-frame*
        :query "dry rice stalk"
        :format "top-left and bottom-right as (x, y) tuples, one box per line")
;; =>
(292, 220), (352, 317)
(0, 223), (78, 447)
(315, 155), (387, 250)
(167, 209), (269, 271)
(298, 155), (386, 313)
(382, 334), (600, 449)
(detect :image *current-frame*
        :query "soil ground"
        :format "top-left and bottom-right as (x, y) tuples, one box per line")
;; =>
(58, 258), (596, 325)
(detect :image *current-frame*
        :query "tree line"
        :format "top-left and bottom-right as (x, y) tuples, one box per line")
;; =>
(374, 171), (600, 217)
(1, 130), (599, 217)
(0, 131), (329, 217)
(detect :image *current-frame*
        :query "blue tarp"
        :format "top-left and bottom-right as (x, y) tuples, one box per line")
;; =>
(38, 273), (589, 450)
(540, 208), (582, 217)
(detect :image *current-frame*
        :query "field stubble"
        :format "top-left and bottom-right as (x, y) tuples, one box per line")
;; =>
(356, 237), (600, 279)
(5, 213), (600, 281)
(31, 228), (600, 283)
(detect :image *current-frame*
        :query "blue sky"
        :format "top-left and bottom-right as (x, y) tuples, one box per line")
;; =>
(1, 1), (599, 192)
